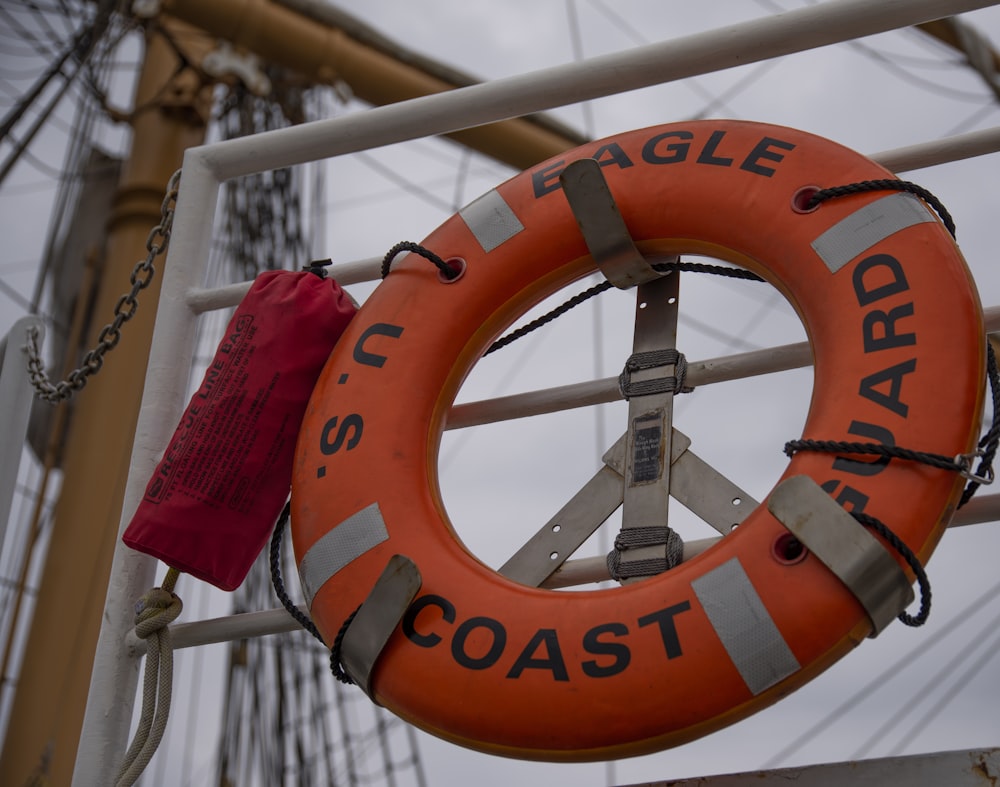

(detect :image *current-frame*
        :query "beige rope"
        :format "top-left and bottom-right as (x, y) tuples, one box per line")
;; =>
(114, 567), (183, 787)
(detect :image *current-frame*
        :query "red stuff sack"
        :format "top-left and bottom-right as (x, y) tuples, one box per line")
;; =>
(123, 268), (356, 590)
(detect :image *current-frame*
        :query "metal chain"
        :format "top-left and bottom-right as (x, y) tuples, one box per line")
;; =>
(25, 169), (181, 403)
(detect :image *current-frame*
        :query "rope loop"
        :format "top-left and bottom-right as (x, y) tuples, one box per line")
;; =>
(269, 502), (356, 684)
(114, 569), (182, 787)
(851, 511), (932, 627)
(381, 241), (459, 280)
(805, 178), (956, 238)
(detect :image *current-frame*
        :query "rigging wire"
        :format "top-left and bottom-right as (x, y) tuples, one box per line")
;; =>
(880, 623), (1000, 758)
(754, 0), (1000, 102)
(761, 577), (1000, 767)
(850, 606), (1000, 759)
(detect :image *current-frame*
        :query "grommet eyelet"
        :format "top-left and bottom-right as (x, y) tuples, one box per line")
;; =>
(439, 257), (467, 283)
(791, 185), (822, 214)
(772, 531), (808, 565)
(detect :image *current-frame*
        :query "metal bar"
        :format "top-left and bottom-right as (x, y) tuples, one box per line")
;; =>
(183, 0), (999, 180)
(447, 304), (1000, 429)
(184, 256), (382, 313)
(73, 155), (221, 787)
(559, 158), (664, 288)
(617, 275), (681, 579)
(768, 476), (914, 637)
(147, 487), (1000, 651)
(174, 125), (1000, 319)
(640, 747), (1000, 785)
(0, 317), (44, 557)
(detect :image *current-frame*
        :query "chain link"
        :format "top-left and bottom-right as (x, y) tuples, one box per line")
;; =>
(25, 169), (181, 403)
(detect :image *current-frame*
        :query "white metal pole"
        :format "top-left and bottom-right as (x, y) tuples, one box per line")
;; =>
(191, 0), (1000, 180)
(72, 156), (220, 786)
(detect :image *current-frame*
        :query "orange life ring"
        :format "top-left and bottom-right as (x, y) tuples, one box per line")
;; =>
(291, 120), (984, 761)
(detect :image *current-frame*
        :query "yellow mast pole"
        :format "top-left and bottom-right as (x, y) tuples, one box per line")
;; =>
(0, 20), (212, 786)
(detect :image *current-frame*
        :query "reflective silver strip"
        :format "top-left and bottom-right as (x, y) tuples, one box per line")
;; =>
(811, 192), (936, 273)
(298, 502), (388, 606)
(691, 557), (800, 695)
(459, 189), (525, 252)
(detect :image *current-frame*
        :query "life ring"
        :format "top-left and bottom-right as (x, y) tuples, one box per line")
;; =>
(291, 120), (984, 760)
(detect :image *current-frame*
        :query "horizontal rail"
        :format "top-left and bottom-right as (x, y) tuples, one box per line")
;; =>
(185, 257), (382, 313)
(188, 0), (999, 180)
(158, 491), (1000, 649)
(449, 306), (1000, 428)
(181, 125), (1000, 314)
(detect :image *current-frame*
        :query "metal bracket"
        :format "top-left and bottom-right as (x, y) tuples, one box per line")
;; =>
(498, 428), (758, 587)
(767, 475), (914, 637)
(340, 554), (422, 701)
(559, 158), (669, 289)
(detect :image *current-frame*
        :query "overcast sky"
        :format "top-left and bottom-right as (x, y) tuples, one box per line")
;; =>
(4, 1), (1000, 785)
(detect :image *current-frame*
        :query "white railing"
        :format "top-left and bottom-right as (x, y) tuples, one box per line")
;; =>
(75, 0), (1000, 784)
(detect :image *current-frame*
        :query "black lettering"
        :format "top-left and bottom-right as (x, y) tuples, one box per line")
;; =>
(642, 130), (693, 165)
(832, 420), (896, 477)
(637, 601), (691, 659)
(506, 629), (569, 681)
(696, 130), (734, 167)
(740, 137), (795, 176)
(581, 622), (631, 678)
(353, 323), (404, 368)
(852, 254), (910, 307)
(319, 414), (363, 455)
(863, 303), (916, 353)
(531, 159), (567, 197)
(859, 359), (917, 417)
(452, 616), (506, 670)
(592, 142), (634, 170)
(402, 594), (455, 648)
(820, 479), (869, 513)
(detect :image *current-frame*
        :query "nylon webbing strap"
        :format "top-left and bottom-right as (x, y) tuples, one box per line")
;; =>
(619, 349), (691, 399)
(606, 526), (684, 580)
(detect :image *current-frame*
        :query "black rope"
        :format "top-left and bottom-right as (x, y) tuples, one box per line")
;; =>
(781, 341), (999, 629)
(786, 341), (998, 507)
(805, 179), (956, 238)
(784, 439), (966, 473)
(851, 511), (931, 627)
(329, 607), (360, 685)
(269, 502), (355, 684)
(960, 341), (1000, 507)
(486, 260), (763, 355)
(652, 259), (764, 281)
(381, 241), (458, 279)
(486, 279), (612, 355)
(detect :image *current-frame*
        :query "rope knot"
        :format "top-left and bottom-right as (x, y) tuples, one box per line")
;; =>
(133, 587), (182, 639)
